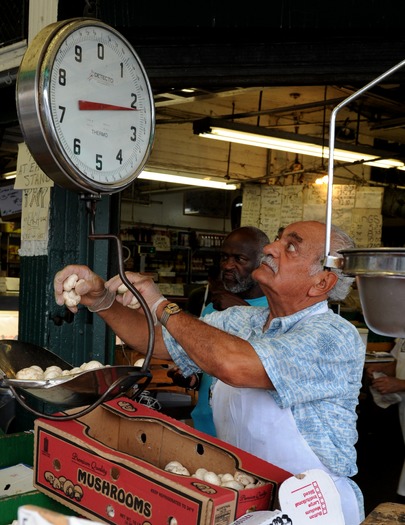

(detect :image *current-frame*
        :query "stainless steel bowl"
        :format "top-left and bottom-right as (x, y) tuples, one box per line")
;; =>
(340, 248), (405, 276)
(340, 248), (405, 337)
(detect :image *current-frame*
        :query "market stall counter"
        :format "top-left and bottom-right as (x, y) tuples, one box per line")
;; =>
(361, 502), (405, 523)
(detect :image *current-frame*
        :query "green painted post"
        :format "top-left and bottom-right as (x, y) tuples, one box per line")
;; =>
(18, 185), (119, 366)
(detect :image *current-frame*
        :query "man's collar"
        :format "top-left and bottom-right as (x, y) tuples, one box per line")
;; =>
(267, 300), (329, 332)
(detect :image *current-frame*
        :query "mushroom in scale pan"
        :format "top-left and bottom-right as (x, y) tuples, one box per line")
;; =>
(163, 462), (260, 490)
(15, 360), (105, 380)
(14, 367), (44, 380)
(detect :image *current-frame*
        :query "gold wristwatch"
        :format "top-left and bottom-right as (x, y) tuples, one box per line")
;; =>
(160, 303), (182, 327)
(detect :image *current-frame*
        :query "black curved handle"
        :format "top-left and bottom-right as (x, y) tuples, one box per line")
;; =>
(88, 232), (155, 371)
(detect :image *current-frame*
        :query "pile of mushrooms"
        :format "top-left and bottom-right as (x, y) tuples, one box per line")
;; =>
(15, 360), (105, 380)
(164, 461), (263, 490)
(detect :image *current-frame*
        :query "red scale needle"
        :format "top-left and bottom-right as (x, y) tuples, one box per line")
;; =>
(78, 100), (138, 111)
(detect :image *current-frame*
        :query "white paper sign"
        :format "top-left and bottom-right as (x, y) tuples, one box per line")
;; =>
(14, 143), (54, 189)
(278, 469), (345, 524)
(152, 234), (171, 251)
(15, 143), (53, 255)
(21, 187), (51, 241)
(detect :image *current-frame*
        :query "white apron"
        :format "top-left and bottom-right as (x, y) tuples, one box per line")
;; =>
(212, 383), (362, 525)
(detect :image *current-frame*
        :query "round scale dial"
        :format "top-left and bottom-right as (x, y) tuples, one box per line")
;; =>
(17, 18), (155, 194)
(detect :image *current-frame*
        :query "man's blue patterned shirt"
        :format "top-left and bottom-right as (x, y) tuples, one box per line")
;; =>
(163, 300), (365, 477)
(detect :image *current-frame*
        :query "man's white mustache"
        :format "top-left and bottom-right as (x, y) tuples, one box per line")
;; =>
(260, 254), (278, 272)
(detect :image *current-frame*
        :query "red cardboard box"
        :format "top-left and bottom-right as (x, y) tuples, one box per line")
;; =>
(33, 397), (291, 525)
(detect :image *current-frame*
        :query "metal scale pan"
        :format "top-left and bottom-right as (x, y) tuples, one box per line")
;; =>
(0, 339), (152, 421)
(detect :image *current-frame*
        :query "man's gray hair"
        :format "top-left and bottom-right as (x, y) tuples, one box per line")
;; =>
(310, 224), (355, 302)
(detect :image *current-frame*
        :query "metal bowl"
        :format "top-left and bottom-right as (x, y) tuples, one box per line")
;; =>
(340, 248), (405, 276)
(340, 248), (405, 337)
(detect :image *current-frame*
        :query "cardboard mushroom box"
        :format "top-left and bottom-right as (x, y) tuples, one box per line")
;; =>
(33, 397), (292, 525)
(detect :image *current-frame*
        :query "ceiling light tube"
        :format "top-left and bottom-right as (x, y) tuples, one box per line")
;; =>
(139, 170), (239, 190)
(193, 117), (405, 170)
(2, 171), (17, 179)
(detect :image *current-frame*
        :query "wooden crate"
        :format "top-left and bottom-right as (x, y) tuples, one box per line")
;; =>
(362, 502), (405, 524)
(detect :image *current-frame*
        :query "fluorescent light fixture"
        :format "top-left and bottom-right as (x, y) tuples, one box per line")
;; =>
(139, 170), (239, 190)
(315, 175), (329, 185)
(193, 117), (405, 170)
(2, 171), (17, 179)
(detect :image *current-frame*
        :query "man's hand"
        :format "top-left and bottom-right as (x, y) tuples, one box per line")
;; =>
(364, 362), (395, 381)
(54, 265), (107, 313)
(106, 272), (167, 323)
(372, 375), (405, 395)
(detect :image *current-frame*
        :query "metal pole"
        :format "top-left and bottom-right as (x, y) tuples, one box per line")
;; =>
(324, 58), (405, 267)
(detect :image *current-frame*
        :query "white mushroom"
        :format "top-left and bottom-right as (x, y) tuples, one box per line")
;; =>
(203, 471), (221, 485)
(169, 465), (190, 476)
(117, 284), (128, 294)
(16, 367), (44, 380)
(234, 471), (256, 486)
(63, 289), (81, 307)
(221, 480), (244, 490)
(220, 473), (235, 483)
(193, 468), (208, 480)
(45, 365), (63, 375)
(127, 298), (140, 309)
(43, 369), (62, 380)
(69, 367), (82, 375)
(81, 360), (103, 370)
(117, 284), (140, 309)
(164, 461), (184, 472)
(63, 273), (79, 292)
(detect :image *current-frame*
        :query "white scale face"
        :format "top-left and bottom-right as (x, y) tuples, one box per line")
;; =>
(17, 19), (155, 194)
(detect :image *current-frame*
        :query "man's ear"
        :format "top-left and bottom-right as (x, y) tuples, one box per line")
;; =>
(308, 270), (338, 297)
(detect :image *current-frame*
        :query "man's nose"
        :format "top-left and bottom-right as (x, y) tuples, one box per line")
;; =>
(262, 241), (278, 257)
(222, 257), (235, 269)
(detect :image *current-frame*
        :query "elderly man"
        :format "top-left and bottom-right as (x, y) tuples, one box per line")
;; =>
(54, 221), (365, 524)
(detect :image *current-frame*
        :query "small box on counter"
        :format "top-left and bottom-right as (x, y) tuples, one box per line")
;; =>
(33, 398), (292, 525)
(0, 277), (19, 293)
(0, 463), (34, 498)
